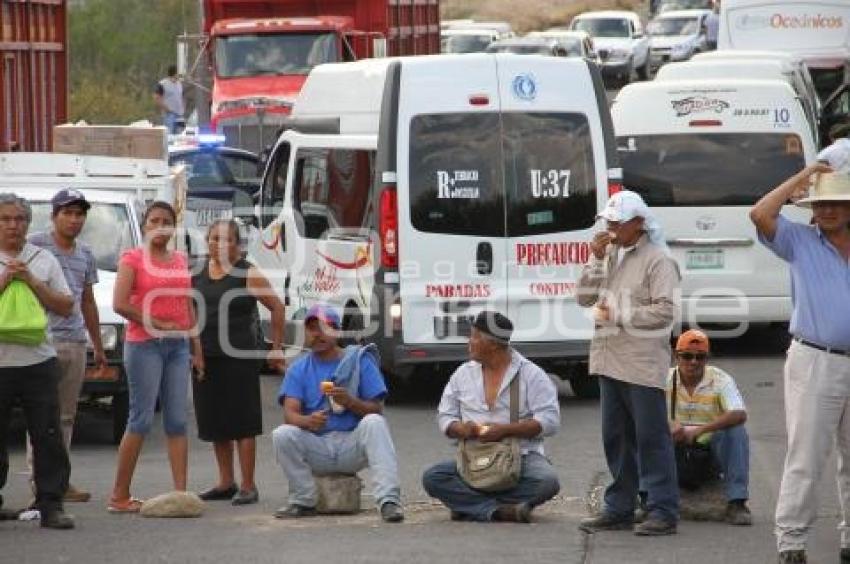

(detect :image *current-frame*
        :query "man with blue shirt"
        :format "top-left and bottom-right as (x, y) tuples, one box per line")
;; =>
(271, 303), (403, 523)
(29, 189), (107, 504)
(750, 162), (850, 564)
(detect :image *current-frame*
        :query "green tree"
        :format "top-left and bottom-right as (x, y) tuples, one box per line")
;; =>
(69, 0), (199, 124)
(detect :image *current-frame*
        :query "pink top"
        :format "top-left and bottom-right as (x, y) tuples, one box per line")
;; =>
(120, 248), (192, 342)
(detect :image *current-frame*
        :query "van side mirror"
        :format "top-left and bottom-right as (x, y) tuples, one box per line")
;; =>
(232, 190), (257, 227)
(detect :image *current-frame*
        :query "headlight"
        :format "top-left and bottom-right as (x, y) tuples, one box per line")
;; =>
(671, 44), (691, 57)
(99, 325), (120, 351)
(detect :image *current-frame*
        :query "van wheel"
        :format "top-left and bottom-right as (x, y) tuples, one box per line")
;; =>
(636, 59), (650, 80)
(112, 392), (129, 444)
(341, 307), (365, 347)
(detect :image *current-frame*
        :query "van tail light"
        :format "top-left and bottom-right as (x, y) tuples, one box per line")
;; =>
(469, 94), (490, 106)
(689, 120), (722, 127)
(607, 167), (623, 197)
(379, 185), (398, 269)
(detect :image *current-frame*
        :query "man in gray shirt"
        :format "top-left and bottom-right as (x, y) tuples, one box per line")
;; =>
(29, 189), (106, 504)
(422, 311), (561, 523)
(154, 65), (185, 134)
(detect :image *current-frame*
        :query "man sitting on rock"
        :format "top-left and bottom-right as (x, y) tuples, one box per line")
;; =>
(422, 311), (561, 523)
(667, 330), (752, 526)
(271, 303), (404, 523)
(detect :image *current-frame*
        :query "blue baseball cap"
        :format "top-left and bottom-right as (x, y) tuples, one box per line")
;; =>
(51, 188), (90, 213)
(304, 303), (341, 329)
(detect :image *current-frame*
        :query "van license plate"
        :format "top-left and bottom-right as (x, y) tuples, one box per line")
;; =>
(686, 250), (724, 270)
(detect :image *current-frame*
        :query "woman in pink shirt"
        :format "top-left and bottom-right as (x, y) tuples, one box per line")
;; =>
(108, 201), (202, 513)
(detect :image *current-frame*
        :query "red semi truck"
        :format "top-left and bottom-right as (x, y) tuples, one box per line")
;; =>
(202, 0), (440, 153)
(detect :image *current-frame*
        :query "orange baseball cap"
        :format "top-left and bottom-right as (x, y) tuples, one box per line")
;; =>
(676, 330), (710, 352)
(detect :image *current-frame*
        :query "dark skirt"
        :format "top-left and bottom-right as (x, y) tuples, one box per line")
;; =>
(192, 356), (263, 442)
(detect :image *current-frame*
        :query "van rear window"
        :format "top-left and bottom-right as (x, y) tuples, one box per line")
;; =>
(617, 133), (806, 207)
(409, 112), (597, 237)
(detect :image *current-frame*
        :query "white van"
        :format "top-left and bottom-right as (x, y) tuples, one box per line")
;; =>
(655, 59), (820, 144)
(612, 79), (815, 329)
(718, 0), (850, 101)
(247, 54), (618, 394)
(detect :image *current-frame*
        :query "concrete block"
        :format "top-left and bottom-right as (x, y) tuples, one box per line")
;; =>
(315, 474), (362, 514)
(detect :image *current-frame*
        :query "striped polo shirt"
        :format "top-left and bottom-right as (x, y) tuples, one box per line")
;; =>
(28, 231), (98, 343)
(666, 365), (746, 444)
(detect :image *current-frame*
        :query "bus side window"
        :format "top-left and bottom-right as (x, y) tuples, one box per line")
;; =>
(261, 142), (290, 228)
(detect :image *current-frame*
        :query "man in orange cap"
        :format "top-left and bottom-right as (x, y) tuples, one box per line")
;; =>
(667, 330), (751, 525)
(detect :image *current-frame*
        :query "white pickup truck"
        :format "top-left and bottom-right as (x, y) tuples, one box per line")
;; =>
(0, 153), (195, 442)
(571, 10), (652, 86)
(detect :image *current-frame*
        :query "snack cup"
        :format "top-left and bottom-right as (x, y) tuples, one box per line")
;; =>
(320, 381), (335, 394)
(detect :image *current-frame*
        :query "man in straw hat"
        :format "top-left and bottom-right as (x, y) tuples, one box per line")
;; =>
(576, 190), (682, 536)
(751, 162), (850, 564)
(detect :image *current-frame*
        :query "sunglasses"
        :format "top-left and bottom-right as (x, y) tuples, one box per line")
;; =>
(677, 352), (707, 361)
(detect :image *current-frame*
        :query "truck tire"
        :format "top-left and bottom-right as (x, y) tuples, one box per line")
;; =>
(112, 391), (129, 445)
(636, 58), (650, 80)
(569, 374), (600, 399)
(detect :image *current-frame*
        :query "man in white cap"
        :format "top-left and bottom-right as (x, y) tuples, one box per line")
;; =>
(577, 190), (681, 536)
(751, 163), (850, 564)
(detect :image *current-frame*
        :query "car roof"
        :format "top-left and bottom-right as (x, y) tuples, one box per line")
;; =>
(490, 37), (558, 47)
(574, 10), (640, 20)
(441, 28), (499, 37)
(168, 145), (258, 160)
(655, 9), (712, 18)
(530, 30), (587, 40)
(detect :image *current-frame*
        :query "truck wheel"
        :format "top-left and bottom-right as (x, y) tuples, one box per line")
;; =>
(112, 391), (129, 445)
(569, 374), (600, 399)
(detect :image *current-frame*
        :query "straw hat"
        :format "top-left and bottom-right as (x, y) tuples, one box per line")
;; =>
(796, 172), (850, 207)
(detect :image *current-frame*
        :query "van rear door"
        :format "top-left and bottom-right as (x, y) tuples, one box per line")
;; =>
(496, 56), (603, 343)
(396, 56), (509, 345)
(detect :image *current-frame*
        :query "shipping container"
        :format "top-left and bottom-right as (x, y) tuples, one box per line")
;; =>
(0, 0), (67, 152)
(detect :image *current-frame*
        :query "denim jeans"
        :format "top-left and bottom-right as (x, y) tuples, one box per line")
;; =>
(600, 375), (679, 523)
(0, 359), (69, 512)
(163, 112), (184, 135)
(272, 414), (401, 509)
(422, 452), (560, 521)
(124, 338), (190, 436)
(709, 425), (750, 501)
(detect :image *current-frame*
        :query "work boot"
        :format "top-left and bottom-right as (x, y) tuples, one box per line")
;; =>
(40, 508), (75, 530)
(579, 513), (634, 533)
(634, 517), (677, 536)
(725, 500), (752, 526)
(777, 550), (806, 563)
(492, 503), (531, 523)
(64, 484), (91, 503)
(380, 501), (404, 523)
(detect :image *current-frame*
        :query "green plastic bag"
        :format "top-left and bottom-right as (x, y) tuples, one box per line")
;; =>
(0, 279), (47, 345)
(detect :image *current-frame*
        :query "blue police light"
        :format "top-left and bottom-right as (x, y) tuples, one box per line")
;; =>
(196, 133), (226, 147)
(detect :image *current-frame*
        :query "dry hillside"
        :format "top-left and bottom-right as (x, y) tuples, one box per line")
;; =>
(441, 0), (646, 33)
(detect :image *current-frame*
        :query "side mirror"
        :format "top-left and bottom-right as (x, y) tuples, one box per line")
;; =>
(232, 190), (257, 227)
(633, 31), (644, 39)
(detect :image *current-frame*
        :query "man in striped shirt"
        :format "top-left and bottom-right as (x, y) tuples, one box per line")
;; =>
(667, 330), (751, 526)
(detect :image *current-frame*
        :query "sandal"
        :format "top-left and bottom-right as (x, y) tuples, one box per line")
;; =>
(107, 497), (143, 513)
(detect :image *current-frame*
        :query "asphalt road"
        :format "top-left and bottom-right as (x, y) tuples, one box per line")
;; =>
(1, 325), (846, 563)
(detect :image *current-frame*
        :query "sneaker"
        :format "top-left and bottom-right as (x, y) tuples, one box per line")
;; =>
(725, 500), (752, 526)
(231, 488), (259, 506)
(778, 550), (806, 564)
(40, 508), (75, 530)
(273, 504), (317, 519)
(840, 547), (850, 563)
(380, 501), (404, 523)
(579, 513), (634, 533)
(634, 517), (677, 536)
(64, 484), (91, 503)
(198, 484), (238, 501)
(492, 503), (532, 523)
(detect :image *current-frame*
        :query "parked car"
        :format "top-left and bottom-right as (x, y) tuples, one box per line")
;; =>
(647, 9), (712, 70)
(527, 29), (601, 64)
(441, 28), (501, 53)
(485, 37), (570, 57)
(570, 10), (651, 86)
(657, 0), (713, 14)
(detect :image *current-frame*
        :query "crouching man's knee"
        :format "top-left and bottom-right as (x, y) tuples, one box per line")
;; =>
(272, 424), (303, 451)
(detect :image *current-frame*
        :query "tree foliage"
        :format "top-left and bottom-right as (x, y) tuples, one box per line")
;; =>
(69, 0), (199, 124)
